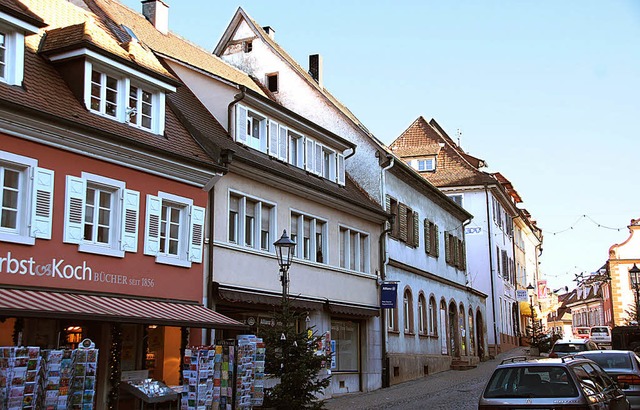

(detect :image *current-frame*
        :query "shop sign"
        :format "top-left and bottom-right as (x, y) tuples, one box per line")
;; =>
(516, 289), (528, 302)
(0, 251), (156, 289)
(380, 283), (398, 308)
(465, 226), (482, 235)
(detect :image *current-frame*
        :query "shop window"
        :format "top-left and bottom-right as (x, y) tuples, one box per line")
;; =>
(290, 211), (327, 264)
(330, 319), (359, 372)
(64, 173), (139, 257)
(144, 191), (204, 267)
(228, 191), (275, 252)
(0, 151), (53, 245)
(64, 325), (84, 349)
(339, 226), (370, 273)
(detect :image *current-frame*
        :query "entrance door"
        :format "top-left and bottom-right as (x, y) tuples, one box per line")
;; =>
(449, 302), (459, 357)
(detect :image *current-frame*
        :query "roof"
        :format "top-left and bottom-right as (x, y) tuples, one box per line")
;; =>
(0, 0), (46, 28)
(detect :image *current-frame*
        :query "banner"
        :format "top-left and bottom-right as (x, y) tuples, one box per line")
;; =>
(537, 280), (548, 300)
(380, 283), (398, 308)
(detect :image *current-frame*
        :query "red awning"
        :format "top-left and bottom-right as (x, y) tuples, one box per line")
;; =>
(0, 287), (246, 330)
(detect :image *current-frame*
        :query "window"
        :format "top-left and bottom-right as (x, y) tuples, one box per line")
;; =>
(0, 151), (53, 245)
(387, 308), (398, 332)
(445, 232), (465, 269)
(0, 31), (6, 81)
(288, 132), (304, 168)
(266, 73), (278, 92)
(468, 308), (475, 354)
(243, 40), (252, 52)
(387, 196), (399, 238)
(330, 320), (359, 372)
(424, 219), (439, 257)
(65, 173), (139, 257)
(144, 192), (204, 267)
(385, 195), (418, 247)
(290, 211), (326, 263)
(403, 289), (414, 334)
(228, 192), (275, 252)
(448, 194), (463, 207)
(0, 18), (37, 86)
(339, 226), (370, 273)
(418, 294), (427, 335)
(428, 296), (437, 336)
(418, 158), (435, 171)
(86, 63), (165, 134)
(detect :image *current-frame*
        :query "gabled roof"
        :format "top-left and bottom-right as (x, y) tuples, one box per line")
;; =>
(0, 0), (46, 29)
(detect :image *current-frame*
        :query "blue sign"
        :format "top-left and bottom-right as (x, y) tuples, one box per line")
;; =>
(380, 283), (398, 308)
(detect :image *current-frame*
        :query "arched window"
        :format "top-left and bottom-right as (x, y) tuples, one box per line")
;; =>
(403, 289), (414, 334)
(459, 304), (467, 355)
(418, 293), (427, 335)
(468, 307), (475, 355)
(428, 296), (437, 336)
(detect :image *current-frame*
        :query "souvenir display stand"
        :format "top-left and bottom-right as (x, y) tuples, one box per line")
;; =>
(180, 335), (265, 410)
(120, 378), (178, 407)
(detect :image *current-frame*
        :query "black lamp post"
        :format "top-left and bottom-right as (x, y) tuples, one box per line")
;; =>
(629, 264), (640, 323)
(526, 284), (535, 337)
(274, 230), (296, 315)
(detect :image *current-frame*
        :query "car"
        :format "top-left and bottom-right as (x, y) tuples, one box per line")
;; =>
(549, 338), (600, 358)
(478, 356), (630, 409)
(576, 350), (640, 409)
(574, 326), (592, 339)
(590, 326), (612, 347)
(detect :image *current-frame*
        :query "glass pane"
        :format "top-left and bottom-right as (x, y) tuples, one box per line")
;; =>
(2, 190), (17, 209)
(168, 239), (178, 255)
(91, 97), (100, 111)
(106, 76), (117, 89)
(170, 208), (180, 223)
(3, 169), (18, 189)
(98, 209), (110, 225)
(85, 188), (95, 204)
(142, 116), (151, 129)
(142, 90), (152, 103)
(97, 226), (109, 243)
(142, 102), (152, 116)
(1, 209), (16, 229)
(91, 70), (101, 83)
(130, 86), (138, 98)
(169, 223), (179, 239)
(106, 89), (117, 104)
(83, 223), (93, 241)
(106, 102), (117, 117)
(99, 191), (111, 208)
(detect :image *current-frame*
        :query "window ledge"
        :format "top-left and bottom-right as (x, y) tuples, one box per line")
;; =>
(0, 232), (35, 246)
(79, 243), (125, 258)
(155, 255), (191, 268)
(387, 330), (400, 335)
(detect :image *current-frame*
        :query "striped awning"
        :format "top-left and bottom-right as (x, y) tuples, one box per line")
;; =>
(0, 287), (246, 330)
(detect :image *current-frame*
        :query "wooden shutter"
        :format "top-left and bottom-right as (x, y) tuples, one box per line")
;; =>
(189, 205), (205, 263)
(413, 211), (419, 247)
(305, 138), (315, 171)
(461, 240), (466, 270)
(63, 175), (86, 244)
(337, 153), (345, 185)
(314, 142), (322, 175)
(236, 105), (248, 144)
(398, 203), (408, 242)
(444, 232), (451, 264)
(268, 120), (279, 157)
(424, 219), (430, 254)
(144, 194), (162, 256)
(434, 224), (440, 257)
(120, 189), (140, 252)
(30, 167), (54, 240)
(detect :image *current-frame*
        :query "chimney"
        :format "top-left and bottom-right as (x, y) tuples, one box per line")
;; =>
(262, 26), (275, 39)
(142, 0), (169, 35)
(309, 54), (323, 87)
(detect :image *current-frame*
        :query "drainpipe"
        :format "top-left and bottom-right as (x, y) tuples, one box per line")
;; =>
(379, 154), (394, 388)
(485, 184), (498, 356)
(228, 87), (246, 133)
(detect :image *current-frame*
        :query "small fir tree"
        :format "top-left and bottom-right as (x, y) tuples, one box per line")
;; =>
(526, 304), (546, 351)
(259, 299), (331, 410)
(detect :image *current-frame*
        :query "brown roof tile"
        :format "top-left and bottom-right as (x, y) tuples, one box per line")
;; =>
(0, 0), (46, 28)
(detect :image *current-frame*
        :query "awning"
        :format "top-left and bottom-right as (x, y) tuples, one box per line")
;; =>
(519, 301), (542, 318)
(326, 302), (380, 317)
(217, 286), (324, 311)
(0, 287), (246, 330)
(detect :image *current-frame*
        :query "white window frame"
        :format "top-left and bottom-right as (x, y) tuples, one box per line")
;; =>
(227, 191), (275, 253)
(84, 61), (165, 135)
(144, 192), (204, 267)
(339, 225), (370, 273)
(417, 158), (435, 171)
(127, 82), (156, 131)
(0, 15), (38, 86)
(64, 172), (139, 258)
(288, 130), (304, 168)
(0, 151), (54, 245)
(290, 210), (327, 264)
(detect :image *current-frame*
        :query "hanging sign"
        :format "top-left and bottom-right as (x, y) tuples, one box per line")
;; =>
(516, 289), (528, 302)
(380, 283), (398, 308)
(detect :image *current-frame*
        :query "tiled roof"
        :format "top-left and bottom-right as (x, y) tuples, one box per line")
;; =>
(1, 0), (221, 170)
(88, 0), (266, 97)
(0, 0), (46, 28)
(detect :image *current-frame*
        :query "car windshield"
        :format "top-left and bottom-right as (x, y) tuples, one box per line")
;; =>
(577, 329), (590, 335)
(484, 366), (579, 398)
(591, 327), (609, 335)
(579, 353), (632, 370)
(553, 343), (586, 353)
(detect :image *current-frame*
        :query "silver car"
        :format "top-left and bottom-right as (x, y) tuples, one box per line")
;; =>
(479, 356), (629, 409)
(576, 350), (640, 409)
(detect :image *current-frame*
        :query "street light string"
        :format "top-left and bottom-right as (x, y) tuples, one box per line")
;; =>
(548, 214), (626, 235)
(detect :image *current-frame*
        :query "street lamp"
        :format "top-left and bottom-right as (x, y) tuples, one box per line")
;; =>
(526, 283), (535, 338)
(274, 230), (296, 313)
(629, 264), (640, 323)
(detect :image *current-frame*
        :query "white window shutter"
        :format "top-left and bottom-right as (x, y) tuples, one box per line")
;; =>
(144, 194), (162, 256)
(189, 205), (205, 264)
(120, 189), (140, 252)
(278, 126), (288, 160)
(236, 105), (248, 144)
(305, 138), (315, 171)
(30, 167), (54, 240)
(268, 120), (279, 157)
(337, 153), (345, 185)
(314, 142), (322, 175)
(63, 175), (86, 244)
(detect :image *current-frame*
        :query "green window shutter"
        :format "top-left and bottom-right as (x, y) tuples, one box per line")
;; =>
(399, 203), (408, 243)
(424, 219), (430, 254)
(413, 211), (419, 247)
(435, 224), (440, 257)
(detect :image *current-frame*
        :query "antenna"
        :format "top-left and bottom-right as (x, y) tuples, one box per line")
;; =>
(456, 129), (462, 147)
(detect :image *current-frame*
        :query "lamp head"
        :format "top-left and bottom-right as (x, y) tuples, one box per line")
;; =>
(274, 230), (296, 269)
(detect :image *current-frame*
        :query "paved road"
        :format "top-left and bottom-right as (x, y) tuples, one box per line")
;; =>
(324, 347), (534, 410)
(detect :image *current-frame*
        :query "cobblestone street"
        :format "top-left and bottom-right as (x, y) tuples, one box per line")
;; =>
(324, 347), (534, 410)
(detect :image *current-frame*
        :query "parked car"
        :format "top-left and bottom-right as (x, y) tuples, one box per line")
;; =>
(613, 326), (640, 352)
(479, 356), (630, 409)
(591, 326), (612, 347)
(574, 326), (592, 339)
(576, 350), (640, 409)
(549, 338), (600, 358)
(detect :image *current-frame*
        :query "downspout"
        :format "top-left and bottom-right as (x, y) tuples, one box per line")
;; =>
(511, 215), (519, 339)
(485, 184), (498, 356)
(228, 86), (246, 133)
(379, 154), (394, 388)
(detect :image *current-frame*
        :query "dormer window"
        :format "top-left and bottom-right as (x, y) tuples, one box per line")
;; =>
(0, 15), (41, 86)
(128, 85), (153, 129)
(91, 70), (118, 117)
(409, 158), (435, 172)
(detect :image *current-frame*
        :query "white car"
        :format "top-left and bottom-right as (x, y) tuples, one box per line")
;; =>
(591, 326), (612, 347)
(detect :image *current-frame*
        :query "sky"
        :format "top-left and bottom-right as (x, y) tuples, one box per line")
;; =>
(121, 0), (640, 292)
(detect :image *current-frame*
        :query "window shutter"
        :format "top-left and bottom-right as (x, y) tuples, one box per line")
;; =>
(314, 142), (322, 175)
(268, 120), (279, 157)
(63, 175), (86, 244)
(279, 126), (288, 160)
(398, 203), (408, 242)
(424, 219), (430, 254)
(305, 138), (315, 171)
(444, 232), (450, 264)
(120, 189), (140, 252)
(337, 153), (345, 185)
(434, 224), (440, 257)
(189, 205), (205, 263)
(236, 105), (247, 144)
(30, 167), (54, 240)
(413, 211), (419, 247)
(144, 194), (161, 256)
(461, 240), (466, 270)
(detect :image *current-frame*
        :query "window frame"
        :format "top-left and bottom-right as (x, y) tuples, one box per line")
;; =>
(0, 17), (36, 86)
(338, 225), (371, 274)
(228, 191), (276, 253)
(403, 288), (414, 334)
(266, 72), (278, 93)
(417, 158), (435, 172)
(290, 210), (327, 264)
(418, 293), (427, 335)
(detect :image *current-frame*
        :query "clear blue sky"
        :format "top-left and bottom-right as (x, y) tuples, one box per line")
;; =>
(122, 0), (640, 291)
